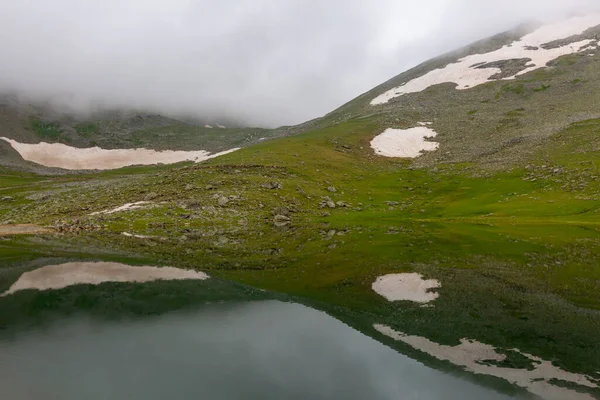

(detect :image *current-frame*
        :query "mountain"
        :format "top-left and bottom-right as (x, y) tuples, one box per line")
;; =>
(2, 14), (600, 400)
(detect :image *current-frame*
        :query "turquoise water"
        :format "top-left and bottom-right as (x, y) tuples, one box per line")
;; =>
(0, 301), (518, 399)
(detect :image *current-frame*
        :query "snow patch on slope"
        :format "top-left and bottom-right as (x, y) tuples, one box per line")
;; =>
(371, 14), (600, 105)
(90, 202), (153, 216)
(0, 137), (239, 170)
(371, 127), (439, 158)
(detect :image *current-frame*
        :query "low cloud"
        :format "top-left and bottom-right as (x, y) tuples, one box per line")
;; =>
(0, 0), (597, 127)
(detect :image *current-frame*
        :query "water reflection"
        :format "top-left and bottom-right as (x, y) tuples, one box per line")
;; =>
(0, 301), (518, 400)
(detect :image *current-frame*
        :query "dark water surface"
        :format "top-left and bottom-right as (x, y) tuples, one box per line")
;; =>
(0, 301), (517, 400)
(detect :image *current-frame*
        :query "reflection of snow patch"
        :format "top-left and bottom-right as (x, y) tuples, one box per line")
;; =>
(371, 128), (439, 158)
(0, 137), (239, 170)
(90, 202), (151, 216)
(372, 273), (440, 303)
(0, 224), (49, 236)
(1, 262), (209, 296)
(374, 324), (598, 400)
(372, 14), (600, 105)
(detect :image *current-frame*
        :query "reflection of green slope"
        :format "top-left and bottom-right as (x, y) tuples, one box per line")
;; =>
(0, 258), (285, 330)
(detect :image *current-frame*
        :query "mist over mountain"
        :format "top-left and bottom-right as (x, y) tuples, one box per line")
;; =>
(1, 0), (598, 127)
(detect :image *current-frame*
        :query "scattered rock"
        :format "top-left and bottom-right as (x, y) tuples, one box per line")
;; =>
(144, 192), (159, 201)
(273, 214), (291, 227)
(327, 186), (337, 193)
(25, 192), (50, 201)
(1, 196), (14, 202)
(53, 220), (101, 234)
(272, 207), (291, 216)
(216, 236), (230, 246)
(217, 196), (230, 207)
(262, 182), (283, 190)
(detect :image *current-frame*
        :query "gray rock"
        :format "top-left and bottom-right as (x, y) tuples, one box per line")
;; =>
(1, 196), (14, 202)
(144, 192), (158, 201)
(327, 186), (337, 193)
(262, 182), (282, 190)
(217, 196), (230, 207)
(273, 214), (291, 227)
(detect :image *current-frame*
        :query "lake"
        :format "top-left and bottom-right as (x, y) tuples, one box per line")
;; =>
(0, 300), (519, 400)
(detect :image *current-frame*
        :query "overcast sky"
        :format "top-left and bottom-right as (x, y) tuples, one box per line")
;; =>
(0, 0), (598, 127)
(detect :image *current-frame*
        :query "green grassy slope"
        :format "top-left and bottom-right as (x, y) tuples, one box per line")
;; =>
(1, 114), (599, 386)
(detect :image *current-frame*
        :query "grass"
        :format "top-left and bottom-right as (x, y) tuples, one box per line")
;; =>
(2, 116), (600, 384)
(75, 122), (100, 138)
(31, 119), (63, 140)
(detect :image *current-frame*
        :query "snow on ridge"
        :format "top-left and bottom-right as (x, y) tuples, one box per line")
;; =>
(0, 137), (239, 170)
(371, 14), (600, 105)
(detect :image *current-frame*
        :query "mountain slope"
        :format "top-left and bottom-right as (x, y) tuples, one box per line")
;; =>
(2, 14), (600, 399)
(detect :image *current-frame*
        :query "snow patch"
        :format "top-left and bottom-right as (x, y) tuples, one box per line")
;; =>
(374, 324), (598, 400)
(216, 124), (226, 129)
(370, 127), (439, 158)
(204, 124), (213, 129)
(1, 262), (209, 296)
(122, 232), (156, 239)
(371, 14), (600, 105)
(372, 273), (440, 303)
(0, 137), (239, 170)
(90, 201), (152, 216)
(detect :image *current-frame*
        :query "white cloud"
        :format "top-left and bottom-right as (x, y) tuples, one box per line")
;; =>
(0, 0), (597, 127)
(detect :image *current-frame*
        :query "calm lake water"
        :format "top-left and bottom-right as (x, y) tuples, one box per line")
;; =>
(0, 301), (518, 400)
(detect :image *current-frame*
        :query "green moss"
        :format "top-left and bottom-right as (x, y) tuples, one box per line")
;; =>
(31, 119), (62, 140)
(75, 122), (100, 138)
(533, 84), (551, 92)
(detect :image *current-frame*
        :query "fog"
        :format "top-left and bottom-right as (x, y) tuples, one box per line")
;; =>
(0, 0), (598, 127)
